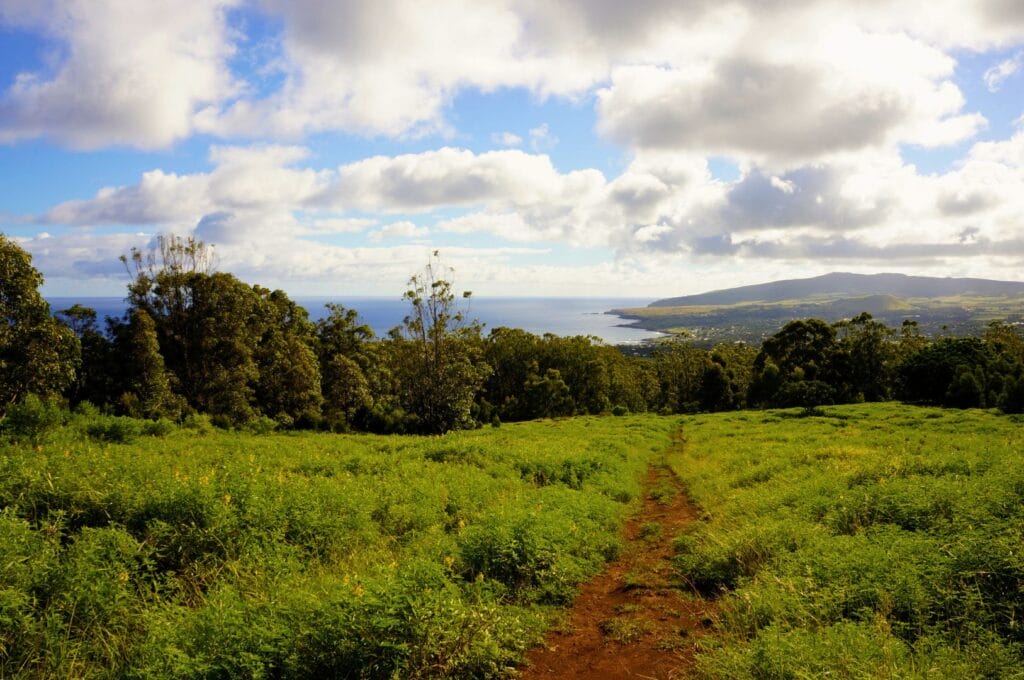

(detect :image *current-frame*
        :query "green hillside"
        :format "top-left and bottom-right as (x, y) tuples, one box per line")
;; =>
(4, 404), (1024, 677)
(671, 403), (1024, 678)
(0, 413), (674, 677)
(615, 277), (1024, 344)
(650, 272), (1024, 307)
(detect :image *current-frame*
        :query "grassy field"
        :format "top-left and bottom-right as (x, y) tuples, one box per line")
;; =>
(0, 414), (675, 678)
(5, 404), (1024, 678)
(670, 403), (1024, 678)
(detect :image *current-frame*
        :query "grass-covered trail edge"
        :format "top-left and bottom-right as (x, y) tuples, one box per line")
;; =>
(521, 431), (714, 679)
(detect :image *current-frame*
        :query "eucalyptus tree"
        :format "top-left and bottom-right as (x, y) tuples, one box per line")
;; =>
(0, 233), (79, 415)
(390, 252), (490, 434)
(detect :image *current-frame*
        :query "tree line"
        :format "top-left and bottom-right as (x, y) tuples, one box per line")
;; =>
(3, 233), (1023, 435)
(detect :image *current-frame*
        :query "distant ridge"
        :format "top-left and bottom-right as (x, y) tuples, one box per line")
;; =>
(649, 272), (1024, 308)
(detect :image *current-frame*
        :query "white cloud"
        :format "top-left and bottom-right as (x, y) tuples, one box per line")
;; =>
(367, 221), (430, 242)
(0, 0), (239, 149)
(307, 217), (378, 233)
(45, 144), (328, 225)
(528, 123), (558, 152)
(984, 53), (1023, 91)
(320, 147), (607, 219)
(596, 27), (986, 165)
(4, 0), (1024, 159)
(23, 125), (1024, 294)
(491, 132), (523, 147)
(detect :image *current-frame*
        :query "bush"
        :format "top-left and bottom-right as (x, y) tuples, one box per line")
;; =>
(2, 394), (64, 443)
(141, 418), (176, 437)
(182, 413), (214, 434)
(84, 416), (143, 443)
(247, 415), (279, 435)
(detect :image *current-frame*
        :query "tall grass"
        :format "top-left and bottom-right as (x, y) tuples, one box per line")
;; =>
(669, 404), (1024, 678)
(0, 414), (675, 678)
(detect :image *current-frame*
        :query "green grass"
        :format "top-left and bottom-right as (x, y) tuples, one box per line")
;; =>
(668, 403), (1024, 678)
(0, 414), (676, 678)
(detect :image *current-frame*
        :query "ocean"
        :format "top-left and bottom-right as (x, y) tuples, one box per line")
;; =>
(46, 296), (662, 345)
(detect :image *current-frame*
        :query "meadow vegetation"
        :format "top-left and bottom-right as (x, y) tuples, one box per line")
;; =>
(670, 403), (1024, 678)
(0, 411), (674, 677)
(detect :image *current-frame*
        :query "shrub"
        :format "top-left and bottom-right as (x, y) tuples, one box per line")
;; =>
(141, 418), (176, 437)
(247, 415), (279, 435)
(1, 393), (64, 443)
(182, 413), (214, 433)
(84, 416), (143, 443)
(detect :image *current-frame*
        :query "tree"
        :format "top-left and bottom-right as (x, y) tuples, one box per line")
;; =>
(254, 288), (323, 427)
(0, 234), (79, 415)
(120, 308), (181, 419)
(121, 235), (267, 425)
(56, 304), (115, 407)
(898, 337), (994, 406)
(652, 339), (710, 413)
(709, 342), (757, 409)
(834, 312), (896, 401)
(523, 364), (575, 418)
(390, 252), (491, 434)
(751, 319), (838, 406)
(316, 304), (375, 426)
(481, 327), (543, 421)
(698, 362), (734, 411)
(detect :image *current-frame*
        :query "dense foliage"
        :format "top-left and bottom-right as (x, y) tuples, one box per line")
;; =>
(670, 404), (1024, 677)
(0, 234), (79, 417)
(3, 232), (1024, 433)
(0, 412), (673, 677)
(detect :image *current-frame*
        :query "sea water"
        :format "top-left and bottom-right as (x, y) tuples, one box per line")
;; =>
(47, 297), (662, 345)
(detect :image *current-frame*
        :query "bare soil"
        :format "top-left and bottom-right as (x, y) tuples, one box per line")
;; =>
(520, 432), (714, 679)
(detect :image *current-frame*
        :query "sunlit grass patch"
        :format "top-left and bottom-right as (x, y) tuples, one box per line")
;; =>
(0, 414), (677, 677)
(668, 403), (1024, 678)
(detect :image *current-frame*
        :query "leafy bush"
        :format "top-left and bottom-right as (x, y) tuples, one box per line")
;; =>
(247, 415), (279, 435)
(141, 418), (176, 437)
(182, 413), (214, 434)
(84, 415), (143, 443)
(1, 394), (64, 443)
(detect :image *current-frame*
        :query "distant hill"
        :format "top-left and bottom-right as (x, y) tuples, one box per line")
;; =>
(612, 272), (1024, 345)
(649, 272), (1024, 308)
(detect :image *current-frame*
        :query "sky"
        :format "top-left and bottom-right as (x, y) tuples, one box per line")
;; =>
(1, 1), (1023, 298)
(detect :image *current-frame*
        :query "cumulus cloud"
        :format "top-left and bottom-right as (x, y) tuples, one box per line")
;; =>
(45, 144), (328, 226)
(319, 147), (608, 222)
(31, 131), (1024, 279)
(0, 0), (239, 149)
(199, 0), (1020, 157)
(5, 0), (1024, 160)
(597, 31), (985, 165)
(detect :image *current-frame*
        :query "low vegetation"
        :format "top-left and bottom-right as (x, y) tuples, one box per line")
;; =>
(670, 403), (1024, 677)
(0, 411), (673, 677)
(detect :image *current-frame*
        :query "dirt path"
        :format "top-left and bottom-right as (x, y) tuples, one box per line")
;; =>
(520, 432), (715, 679)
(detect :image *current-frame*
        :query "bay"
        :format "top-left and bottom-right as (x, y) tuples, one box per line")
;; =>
(47, 296), (662, 345)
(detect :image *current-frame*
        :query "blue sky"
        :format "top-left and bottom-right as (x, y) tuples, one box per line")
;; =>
(1, 1), (1023, 297)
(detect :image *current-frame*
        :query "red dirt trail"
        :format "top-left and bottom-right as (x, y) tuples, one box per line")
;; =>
(520, 432), (715, 679)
